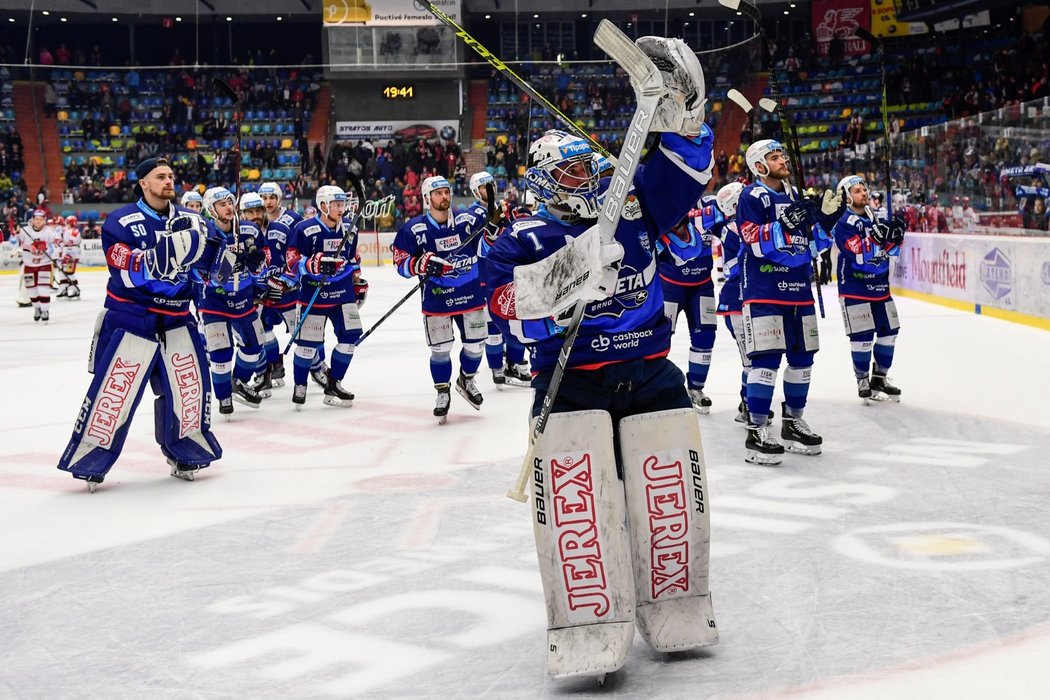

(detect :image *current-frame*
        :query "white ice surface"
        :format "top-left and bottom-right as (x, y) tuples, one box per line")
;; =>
(2, 266), (1049, 698)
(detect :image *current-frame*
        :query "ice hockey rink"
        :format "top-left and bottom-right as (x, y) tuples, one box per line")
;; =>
(2, 265), (1049, 699)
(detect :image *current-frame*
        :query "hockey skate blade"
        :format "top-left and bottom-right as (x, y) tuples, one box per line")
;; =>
(231, 395), (262, 409)
(322, 396), (353, 408)
(784, 441), (822, 456)
(271, 378), (285, 388)
(454, 384), (483, 411)
(547, 622), (633, 680)
(745, 449), (783, 466)
(693, 405), (711, 415)
(636, 594), (718, 653)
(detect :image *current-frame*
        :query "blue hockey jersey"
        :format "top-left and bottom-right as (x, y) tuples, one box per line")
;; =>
(286, 215), (361, 307)
(194, 220), (265, 318)
(832, 210), (900, 301)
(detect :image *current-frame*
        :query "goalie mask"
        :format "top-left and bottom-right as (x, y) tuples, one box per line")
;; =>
(837, 175), (866, 207)
(469, 171), (496, 202)
(525, 130), (602, 222)
(715, 181), (745, 218)
(745, 139), (784, 179)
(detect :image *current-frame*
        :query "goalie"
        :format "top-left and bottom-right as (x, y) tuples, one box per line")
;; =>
(482, 35), (718, 680)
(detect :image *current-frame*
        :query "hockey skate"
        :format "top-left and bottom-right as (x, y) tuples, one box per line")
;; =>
(232, 379), (263, 408)
(310, 363), (330, 389)
(433, 383), (451, 424)
(33, 308), (41, 322)
(292, 384), (307, 411)
(84, 475), (104, 493)
(781, 403), (823, 455)
(455, 372), (483, 410)
(168, 458), (200, 482)
(870, 372), (901, 402)
(270, 360), (286, 388)
(56, 287), (68, 298)
(67, 287), (80, 299)
(736, 400), (773, 426)
(502, 362), (532, 387)
(218, 397), (234, 418)
(17, 300), (31, 308)
(857, 375), (873, 404)
(745, 423), (784, 465)
(323, 377), (354, 407)
(689, 387), (712, 414)
(250, 368), (274, 399)
(40, 310), (49, 323)
(491, 366), (506, 390)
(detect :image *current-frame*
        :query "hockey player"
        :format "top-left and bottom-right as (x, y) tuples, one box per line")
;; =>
(832, 175), (904, 402)
(180, 190), (204, 213)
(15, 209), (60, 322)
(392, 175), (489, 420)
(659, 197), (719, 413)
(285, 185), (362, 408)
(56, 215), (82, 299)
(57, 157), (225, 488)
(195, 188), (269, 416)
(736, 139), (833, 465)
(482, 35), (718, 678)
(711, 181), (756, 423)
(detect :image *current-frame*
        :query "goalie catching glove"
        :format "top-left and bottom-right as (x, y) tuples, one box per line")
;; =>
(635, 36), (707, 137)
(143, 213), (207, 280)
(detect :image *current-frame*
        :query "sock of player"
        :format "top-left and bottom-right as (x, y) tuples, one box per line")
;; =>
(746, 357), (778, 427)
(263, 331), (280, 365)
(460, 346), (483, 376)
(783, 365), (812, 418)
(234, 348), (260, 383)
(330, 342), (355, 381)
(430, 351), (453, 384)
(485, 331), (504, 370)
(210, 350), (234, 401)
(506, 339), (528, 366)
(850, 334), (875, 377)
(293, 346), (316, 385)
(311, 344), (327, 371)
(687, 343), (714, 389)
(739, 369), (748, 402)
(872, 334), (897, 374)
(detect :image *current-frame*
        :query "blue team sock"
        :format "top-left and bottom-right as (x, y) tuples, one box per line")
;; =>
(850, 333), (875, 378)
(264, 337), (279, 365)
(687, 345), (713, 389)
(293, 353), (313, 385)
(506, 340), (527, 365)
(311, 345), (326, 370)
(485, 342), (504, 370)
(233, 354), (258, 383)
(740, 369), (749, 402)
(331, 348), (353, 382)
(783, 365), (812, 417)
(431, 355), (453, 384)
(746, 356), (779, 427)
(212, 373), (232, 401)
(460, 349), (483, 377)
(873, 335), (897, 374)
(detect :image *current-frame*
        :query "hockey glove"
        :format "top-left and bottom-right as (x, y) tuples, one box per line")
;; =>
(635, 36), (707, 137)
(412, 251), (453, 277)
(888, 216), (906, 245)
(354, 277), (369, 307)
(306, 253), (345, 277)
(779, 201), (813, 235)
(238, 240), (267, 274)
(870, 221), (891, 246)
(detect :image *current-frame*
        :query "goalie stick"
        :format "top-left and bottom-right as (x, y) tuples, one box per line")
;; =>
(282, 176), (367, 354)
(212, 77), (248, 293)
(853, 26), (894, 220)
(418, 0), (614, 163)
(356, 182), (499, 347)
(506, 19), (664, 503)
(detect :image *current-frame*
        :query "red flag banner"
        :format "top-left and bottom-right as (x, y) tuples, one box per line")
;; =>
(812, 0), (872, 59)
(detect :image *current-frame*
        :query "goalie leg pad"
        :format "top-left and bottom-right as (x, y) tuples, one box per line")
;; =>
(532, 410), (635, 679)
(619, 408), (718, 652)
(58, 326), (160, 480)
(153, 322), (222, 467)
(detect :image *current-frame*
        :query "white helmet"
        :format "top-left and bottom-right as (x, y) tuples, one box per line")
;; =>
(315, 185), (347, 218)
(421, 176), (452, 210)
(745, 139), (784, 178)
(837, 175), (866, 207)
(202, 187), (235, 218)
(715, 181), (745, 218)
(469, 171), (495, 201)
(180, 190), (203, 207)
(239, 192), (264, 212)
(524, 129), (601, 221)
(257, 182), (282, 198)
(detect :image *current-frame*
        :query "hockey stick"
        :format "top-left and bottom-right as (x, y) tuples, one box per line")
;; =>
(417, 0), (614, 163)
(853, 27), (893, 220)
(506, 20), (664, 503)
(357, 182), (498, 347)
(213, 77), (246, 292)
(282, 177), (367, 354)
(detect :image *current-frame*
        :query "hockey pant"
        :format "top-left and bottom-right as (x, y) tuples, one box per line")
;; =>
(531, 407), (715, 679)
(293, 302), (362, 385)
(424, 309), (486, 385)
(201, 311), (265, 401)
(23, 264), (51, 309)
(57, 309), (222, 482)
(663, 281), (716, 390)
(742, 302), (819, 422)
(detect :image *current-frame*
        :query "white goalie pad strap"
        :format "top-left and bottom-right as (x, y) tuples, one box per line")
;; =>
(512, 226), (603, 320)
(619, 408), (718, 652)
(531, 409), (634, 679)
(67, 328), (158, 466)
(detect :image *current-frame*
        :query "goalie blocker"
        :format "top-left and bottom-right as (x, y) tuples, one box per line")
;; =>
(532, 408), (716, 679)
